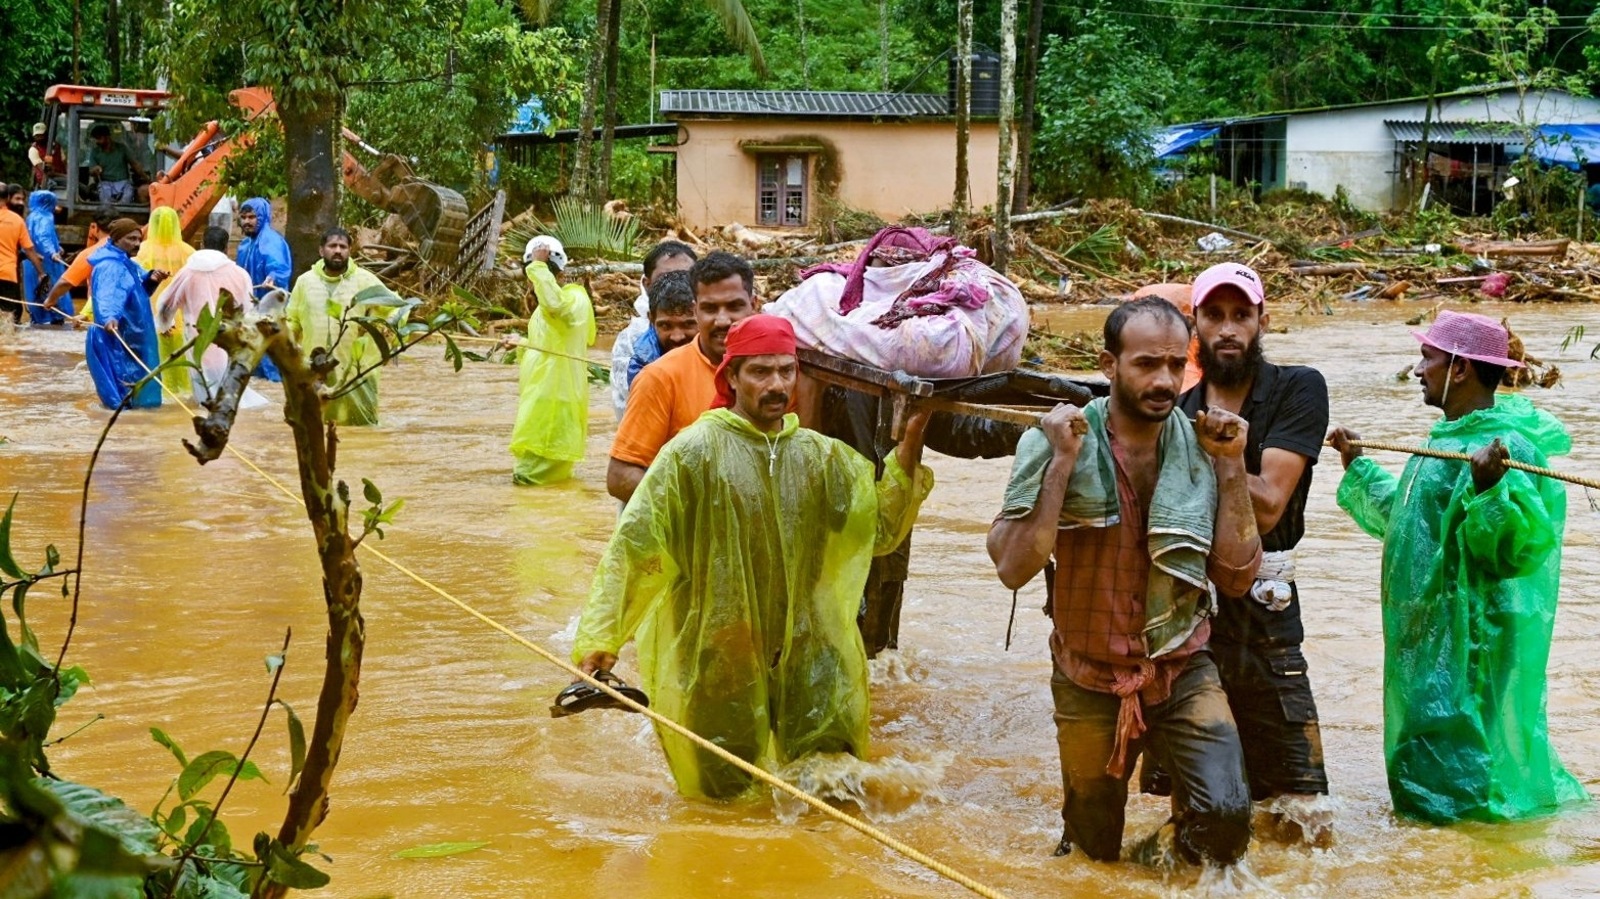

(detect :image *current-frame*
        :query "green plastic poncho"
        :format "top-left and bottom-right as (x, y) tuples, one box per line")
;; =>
(1337, 394), (1587, 824)
(136, 207), (194, 397)
(509, 264), (596, 472)
(574, 409), (934, 799)
(285, 260), (392, 426)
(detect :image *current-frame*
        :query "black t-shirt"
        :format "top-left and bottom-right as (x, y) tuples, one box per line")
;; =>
(1179, 361), (1329, 645)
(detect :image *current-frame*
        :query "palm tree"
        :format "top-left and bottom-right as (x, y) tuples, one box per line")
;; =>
(526, 0), (767, 203)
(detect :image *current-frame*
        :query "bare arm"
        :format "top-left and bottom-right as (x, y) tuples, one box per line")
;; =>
(606, 457), (647, 503)
(987, 404), (1084, 590)
(894, 407), (931, 475)
(1196, 409), (1262, 592)
(1248, 448), (1310, 534)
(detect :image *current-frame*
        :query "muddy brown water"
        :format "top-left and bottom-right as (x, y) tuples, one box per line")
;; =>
(0, 301), (1597, 898)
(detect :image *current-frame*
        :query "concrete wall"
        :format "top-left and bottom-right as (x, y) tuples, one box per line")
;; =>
(1283, 89), (1600, 210)
(668, 118), (1001, 229)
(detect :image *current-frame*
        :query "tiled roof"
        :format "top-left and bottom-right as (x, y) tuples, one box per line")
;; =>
(659, 90), (948, 118)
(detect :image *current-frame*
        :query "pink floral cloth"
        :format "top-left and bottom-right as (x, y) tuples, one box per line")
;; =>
(766, 228), (1028, 378)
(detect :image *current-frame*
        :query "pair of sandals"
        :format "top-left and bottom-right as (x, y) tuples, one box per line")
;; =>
(550, 669), (649, 718)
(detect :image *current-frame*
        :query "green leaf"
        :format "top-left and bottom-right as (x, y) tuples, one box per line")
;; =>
(444, 336), (464, 372)
(151, 727), (189, 769)
(274, 700), (307, 790)
(263, 843), (331, 889)
(0, 493), (25, 579)
(162, 803), (188, 838)
(351, 284), (406, 306)
(392, 841), (490, 859)
(354, 318), (394, 362)
(361, 478), (382, 505)
(42, 779), (164, 858)
(178, 751), (268, 801)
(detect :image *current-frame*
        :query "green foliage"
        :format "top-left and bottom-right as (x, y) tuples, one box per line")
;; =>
(1032, 11), (1175, 202)
(521, 198), (641, 261)
(392, 841), (490, 858)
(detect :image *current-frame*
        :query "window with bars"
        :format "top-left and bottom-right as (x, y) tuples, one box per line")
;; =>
(757, 154), (808, 226)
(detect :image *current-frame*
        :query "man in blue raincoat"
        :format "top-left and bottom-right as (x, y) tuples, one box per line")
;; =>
(85, 218), (166, 409)
(236, 197), (291, 380)
(1329, 310), (1587, 824)
(21, 190), (67, 324)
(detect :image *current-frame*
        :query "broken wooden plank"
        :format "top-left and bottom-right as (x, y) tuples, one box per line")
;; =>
(1288, 262), (1368, 276)
(1456, 238), (1570, 260)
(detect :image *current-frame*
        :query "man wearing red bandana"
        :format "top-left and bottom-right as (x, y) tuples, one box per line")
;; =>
(573, 315), (936, 799)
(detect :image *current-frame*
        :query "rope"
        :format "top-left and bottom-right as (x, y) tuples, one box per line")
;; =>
(30, 300), (1013, 899)
(1329, 438), (1600, 491)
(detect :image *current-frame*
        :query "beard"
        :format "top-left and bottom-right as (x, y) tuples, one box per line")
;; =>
(323, 258), (349, 274)
(1199, 333), (1265, 389)
(1111, 374), (1176, 424)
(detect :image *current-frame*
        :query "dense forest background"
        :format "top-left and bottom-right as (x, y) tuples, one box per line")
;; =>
(3, 0), (1598, 207)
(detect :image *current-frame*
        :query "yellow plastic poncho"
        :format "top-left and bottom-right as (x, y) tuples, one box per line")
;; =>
(1337, 394), (1586, 823)
(285, 260), (392, 426)
(574, 409), (934, 799)
(136, 207), (194, 396)
(509, 263), (596, 471)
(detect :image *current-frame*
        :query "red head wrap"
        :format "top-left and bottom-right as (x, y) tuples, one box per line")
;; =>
(712, 315), (798, 409)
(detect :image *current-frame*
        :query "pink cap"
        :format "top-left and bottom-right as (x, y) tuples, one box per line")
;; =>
(1412, 309), (1523, 368)
(1191, 263), (1265, 309)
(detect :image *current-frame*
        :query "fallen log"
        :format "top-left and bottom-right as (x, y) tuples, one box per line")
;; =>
(1456, 238), (1570, 259)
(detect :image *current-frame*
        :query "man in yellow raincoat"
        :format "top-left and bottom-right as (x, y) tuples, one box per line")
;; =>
(508, 236), (596, 485)
(285, 227), (394, 426)
(573, 315), (935, 800)
(135, 206), (194, 396)
(1329, 310), (1586, 824)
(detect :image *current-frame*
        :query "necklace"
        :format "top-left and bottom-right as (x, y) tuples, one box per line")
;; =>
(762, 431), (780, 476)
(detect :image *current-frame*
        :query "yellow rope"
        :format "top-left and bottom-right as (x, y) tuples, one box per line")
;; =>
(1330, 438), (1600, 491)
(50, 305), (1013, 899)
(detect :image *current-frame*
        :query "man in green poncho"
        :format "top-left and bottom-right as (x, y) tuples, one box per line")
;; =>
(573, 314), (935, 800)
(1329, 310), (1587, 824)
(507, 236), (596, 485)
(285, 227), (395, 426)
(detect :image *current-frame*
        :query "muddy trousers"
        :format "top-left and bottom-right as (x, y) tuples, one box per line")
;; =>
(1050, 652), (1252, 865)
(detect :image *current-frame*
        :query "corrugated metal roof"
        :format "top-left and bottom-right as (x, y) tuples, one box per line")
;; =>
(659, 90), (948, 118)
(1385, 120), (1523, 144)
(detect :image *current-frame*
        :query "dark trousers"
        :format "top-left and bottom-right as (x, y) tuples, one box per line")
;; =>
(1210, 637), (1329, 800)
(1051, 652), (1252, 865)
(0, 280), (20, 323)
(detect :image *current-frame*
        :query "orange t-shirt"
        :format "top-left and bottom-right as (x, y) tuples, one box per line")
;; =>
(61, 238), (107, 289)
(611, 341), (719, 468)
(0, 210), (35, 283)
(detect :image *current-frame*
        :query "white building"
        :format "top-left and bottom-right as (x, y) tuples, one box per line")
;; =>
(1159, 85), (1600, 213)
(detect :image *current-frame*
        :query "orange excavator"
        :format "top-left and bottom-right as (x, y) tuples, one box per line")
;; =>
(36, 85), (474, 271)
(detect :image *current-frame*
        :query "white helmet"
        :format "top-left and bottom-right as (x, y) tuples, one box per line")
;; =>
(523, 235), (567, 271)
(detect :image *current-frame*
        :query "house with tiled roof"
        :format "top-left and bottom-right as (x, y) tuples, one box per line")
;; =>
(656, 84), (1003, 230)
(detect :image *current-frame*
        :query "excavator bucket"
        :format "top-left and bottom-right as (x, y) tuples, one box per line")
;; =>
(386, 180), (469, 270)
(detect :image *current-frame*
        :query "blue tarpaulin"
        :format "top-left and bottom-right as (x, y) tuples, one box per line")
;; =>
(1153, 124), (1220, 159)
(1512, 124), (1600, 169)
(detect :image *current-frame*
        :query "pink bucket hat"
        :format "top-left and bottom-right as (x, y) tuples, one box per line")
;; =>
(1191, 263), (1265, 309)
(1412, 310), (1523, 368)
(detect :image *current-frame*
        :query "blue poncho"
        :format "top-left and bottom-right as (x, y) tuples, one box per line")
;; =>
(22, 190), (69, 322)
(85, 242), (161, 410)
(235, 197), (291, 381)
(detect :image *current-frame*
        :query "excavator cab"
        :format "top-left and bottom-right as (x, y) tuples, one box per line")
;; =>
(38, 85), (174, 247)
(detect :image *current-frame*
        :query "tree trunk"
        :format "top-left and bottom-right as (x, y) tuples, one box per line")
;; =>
(279, 92), (341, 280)
(598, 0), (621, 201)
(107, 0), (122, 85)
(953, 0), (972, 239)
(72, 0), (82, 82)
(879, 0), (891, 91)
(572, 0), (610, 202)
(1013, 0), (1043, 214)
(993, 0), (1016, 273)
(193, 313), (365, 899)
(797, 0), (811, 89)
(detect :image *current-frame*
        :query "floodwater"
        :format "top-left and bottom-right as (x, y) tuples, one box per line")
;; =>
(1, 300), (1597, 898)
